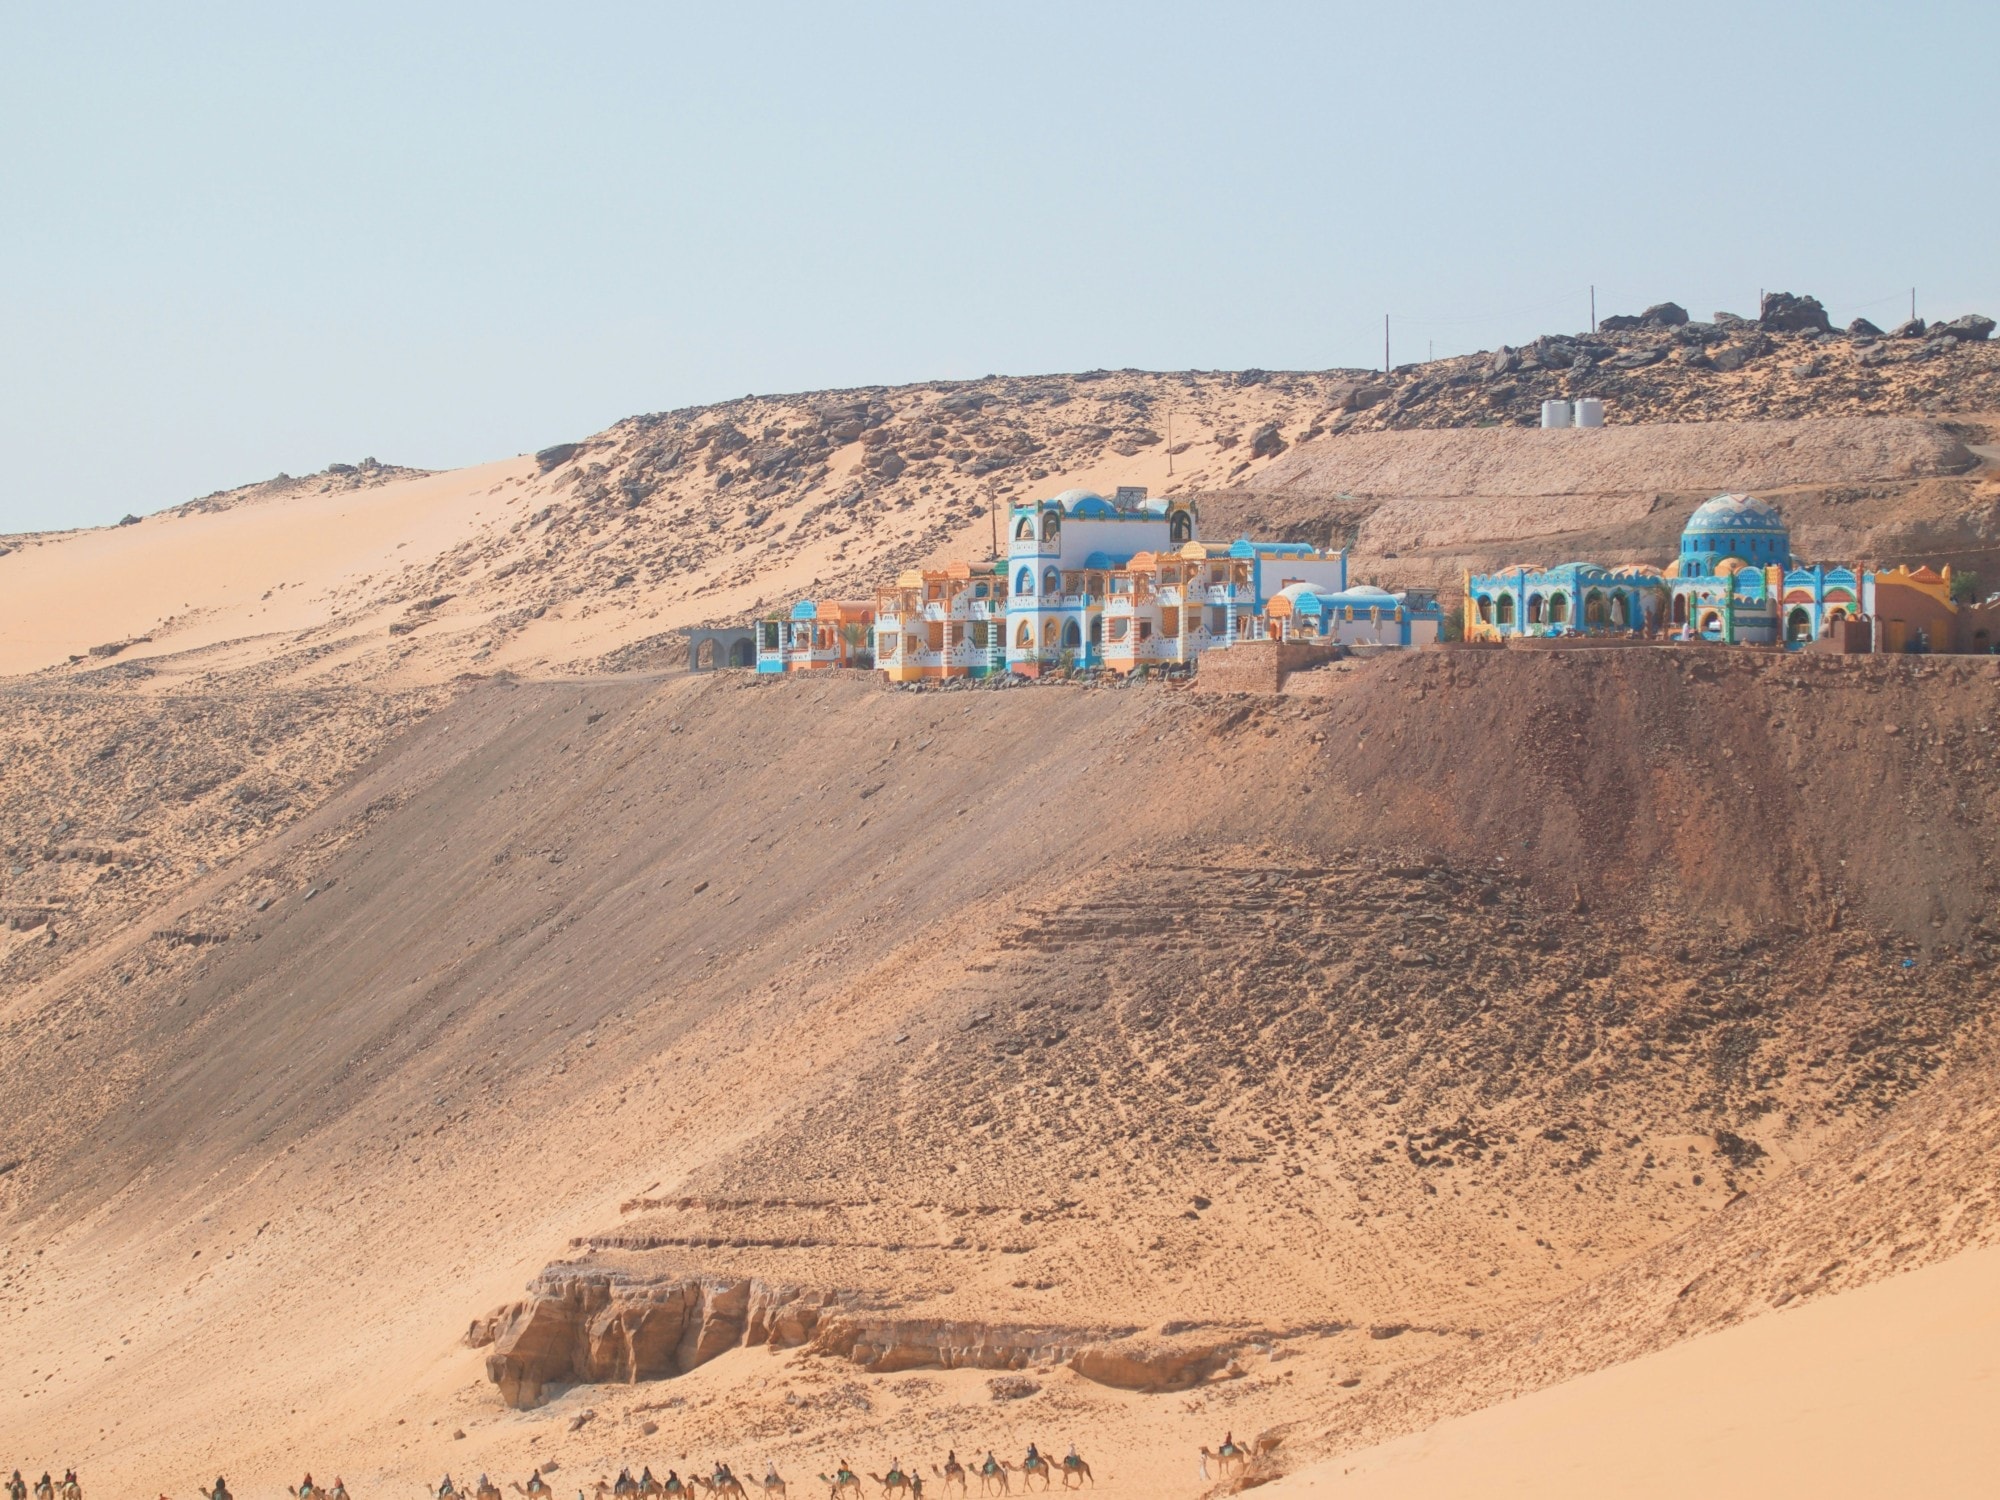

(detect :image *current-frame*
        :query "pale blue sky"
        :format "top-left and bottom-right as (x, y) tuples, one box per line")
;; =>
(2, 1), (1994, 531)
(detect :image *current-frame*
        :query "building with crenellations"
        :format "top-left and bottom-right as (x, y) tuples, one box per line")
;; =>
(761, 484), (1440, 681)
(1465, 491), (2000, 653)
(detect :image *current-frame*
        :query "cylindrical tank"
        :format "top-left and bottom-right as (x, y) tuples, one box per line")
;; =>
(1540, 399), (1572, 429)
(1574, 396), (1605, 428)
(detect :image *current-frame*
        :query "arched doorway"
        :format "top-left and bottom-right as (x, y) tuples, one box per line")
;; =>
(1786, 607), (1812, 643)
(1609, 592), (1629, 628)
(696, 638), (718, 669)
(1699, 609), (1723, 636)
(1042, 566), (1061, 596)
(1584, 589), (1608, 627)
(1526, 593), (1544, 624)
(1548, 592), (1570, 625)
(728, 638), (755, 668)
(1495, 593), (1515, 626)
(1042, 619), (1060, 649)
(1088, 616), (1103, 647)
(1476, 596), (1493, 623)
(1015, 621), (1033, 648)
(1060, 619), (1082, 650)
(1169, 511), (1192, 544)
(1671, 593), (1688, 627)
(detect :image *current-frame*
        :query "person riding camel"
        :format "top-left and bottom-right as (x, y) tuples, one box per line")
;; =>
(209, 1477), (232, 1500)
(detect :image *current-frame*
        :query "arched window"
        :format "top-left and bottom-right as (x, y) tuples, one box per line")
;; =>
(1495, 593), (1515, 626)
(1609, 592), (1629, 627)
(1526, 593), (1544, 624)
(1061, 619), (1082, 649)
(973, 582), (989, 598)
(1041, 618), (1060, 647)
(1043, 566), (1061, 596)
(1041, 511), (1061, 543)
(1015, 621), (1033, 648)
(1548, 592), (1569, 625)
(1088, 616), (1103, 645)
(1014, 516), (1035, 540)
(1169, 511), (1192, 544)
(1476, 596), (1493, 623)
(1584, 589), (1608, 626)
(1015, 566), (1034, 596)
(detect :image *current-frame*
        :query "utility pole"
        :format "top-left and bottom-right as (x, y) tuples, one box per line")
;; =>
(1912, 287), (1917, 322)
(1384, 314), (1390, 375)
(1167, 409), (1174, 476)
(1590, 284), (1596, 333)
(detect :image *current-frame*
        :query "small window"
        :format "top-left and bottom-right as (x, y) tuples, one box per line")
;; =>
(1014, 516), (1035, 540)
(1043, 566), (1061, 596)
(1015, 566), (1034, 596)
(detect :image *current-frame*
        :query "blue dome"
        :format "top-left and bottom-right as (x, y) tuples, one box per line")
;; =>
(1684, 493), (1785, 533)
(1678, 494), (1789, 579)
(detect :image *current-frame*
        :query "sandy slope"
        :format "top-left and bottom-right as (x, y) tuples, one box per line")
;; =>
(4, 351), (2000, 1492)
(1, 656), (1996, 1492)
(1267, 1239), (2000, 1499)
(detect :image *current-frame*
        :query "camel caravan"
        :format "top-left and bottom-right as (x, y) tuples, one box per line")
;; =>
(0, 1436), (1319, 1500)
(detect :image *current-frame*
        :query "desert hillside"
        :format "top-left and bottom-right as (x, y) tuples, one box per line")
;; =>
(4, 311), (2000, 1496)
(3, 297), (1996, 691)
(3, 651), (1998, 1492)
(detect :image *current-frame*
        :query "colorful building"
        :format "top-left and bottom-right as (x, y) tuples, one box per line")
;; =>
(1467, 491), (1998, 654)
(871, 560), (1009, 682)
(1464, 561), (1667, 643)
(755, 598), (876, 673)
(1864, 565), (2000, 654)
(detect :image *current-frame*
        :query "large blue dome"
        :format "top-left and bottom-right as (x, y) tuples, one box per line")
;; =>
(1679, 493), (1788, 578)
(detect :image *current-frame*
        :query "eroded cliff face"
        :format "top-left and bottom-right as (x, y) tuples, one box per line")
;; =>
(469, 1271), (1231, 1408)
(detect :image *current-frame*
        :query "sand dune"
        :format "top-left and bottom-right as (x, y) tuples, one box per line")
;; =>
(1270, 1239), (2000, 1499)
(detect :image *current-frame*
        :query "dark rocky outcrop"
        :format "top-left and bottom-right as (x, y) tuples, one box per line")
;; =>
(1639, 302), (1688, 328)
(1759, 292), (1832, 333)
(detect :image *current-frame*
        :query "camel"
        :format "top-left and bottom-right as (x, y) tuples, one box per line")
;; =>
(658, 1480), (691, 1500)
(56, 1478), (80, 1500)
(815, 1469), (861, 1500)
(512, 1480), (553, 1500)
(973, 1457), (1008, 1500)
(750, 1468), (784, 1500)
(930, 1459), (965, 1500)
(636, 1472), (663, 1500)
(1005, 1457), (1052, 1496)
(196, 1479), (230, 1500)
(430, 1481), (462, 1500)
(1057, 1453), (1091, 1491)
(475, 1481), (503, 1500)
(327, 1483), (351, 1500)
(867, 1468), (911, 1500)
(1197, 1443), (1245, 1483)
(6, 1473), (25, 1500)
(693, 1475), (745, 1500)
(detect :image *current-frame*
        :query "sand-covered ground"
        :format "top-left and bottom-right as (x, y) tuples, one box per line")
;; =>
(3, 350), (2000, 1494)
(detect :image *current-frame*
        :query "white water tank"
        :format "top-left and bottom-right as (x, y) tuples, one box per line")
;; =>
(1574, 396), (1605, 428)
(1540, 399), (1572, 429)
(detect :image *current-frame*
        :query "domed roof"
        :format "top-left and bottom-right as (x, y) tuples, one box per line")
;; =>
(1660, 559), (1681, 579)
(1343, 584), (1394, 597)
(1714, 556), (1749, 578)
(1685, 493), (1785, 532)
